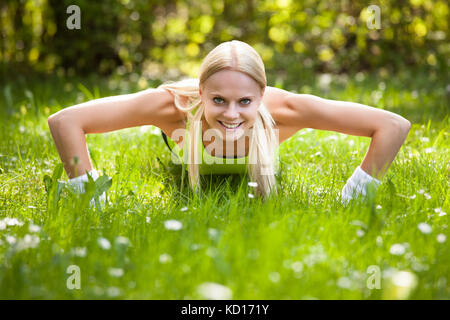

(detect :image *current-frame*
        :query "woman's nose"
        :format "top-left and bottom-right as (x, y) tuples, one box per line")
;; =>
(223, 103), (239, 120)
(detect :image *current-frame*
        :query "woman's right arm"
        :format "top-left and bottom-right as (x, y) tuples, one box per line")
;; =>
(47, 87), (182, 179)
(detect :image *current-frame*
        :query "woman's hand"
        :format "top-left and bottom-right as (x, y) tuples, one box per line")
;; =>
(67, 169), (106, 208)
(340, 166), (382, 204)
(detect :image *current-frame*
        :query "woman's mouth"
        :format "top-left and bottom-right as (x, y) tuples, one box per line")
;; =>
(218, 121), (243, 130)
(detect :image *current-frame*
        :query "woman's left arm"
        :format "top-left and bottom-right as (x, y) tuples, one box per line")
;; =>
(282, 93), (411, 202)
(284, 93), (411, 180)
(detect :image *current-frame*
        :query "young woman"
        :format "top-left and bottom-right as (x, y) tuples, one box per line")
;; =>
(48, 40), (411, 205)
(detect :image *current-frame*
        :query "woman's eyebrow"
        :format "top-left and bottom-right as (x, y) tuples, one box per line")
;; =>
(209, 93), (255, 99)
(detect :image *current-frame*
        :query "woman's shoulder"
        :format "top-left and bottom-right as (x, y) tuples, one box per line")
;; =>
(263, 86), (304, 143)
(154, 88), (188, 134)
(263, 86), (295, 111)
(263, 86), (297, 123)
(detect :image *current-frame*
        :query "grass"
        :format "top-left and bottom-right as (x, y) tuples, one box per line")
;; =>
(0, 68), (448, 299)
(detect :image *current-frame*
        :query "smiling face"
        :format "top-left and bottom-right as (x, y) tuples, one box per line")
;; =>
(199, 69), (265, 142)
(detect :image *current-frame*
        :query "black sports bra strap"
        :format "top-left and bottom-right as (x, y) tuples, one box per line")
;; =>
(161, 130), (173, 151)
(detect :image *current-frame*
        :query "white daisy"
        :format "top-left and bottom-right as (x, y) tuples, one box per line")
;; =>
(159, 253), (172, 264)
(391, 271), (418, 289)
(164, 219), (182, 231)
(28, 224), (41, 233)
(197, 282), (232, 300)
(436, 234), (446, 243)
(6, 235), (16, 245)
(389, 243), (406, 255)
(291, 261), (304, 273)
(71, 247), (87, 257)
(106, 286), (121, 298)
(115, 236), (130, 246)
(108, 268), (124, 278)
(268, 272), (280, 283)
(418, 222), (432, 234)
(97, 237), (111, 250)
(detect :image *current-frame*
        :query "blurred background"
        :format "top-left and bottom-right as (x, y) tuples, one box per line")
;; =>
(0, 0), (448, 122)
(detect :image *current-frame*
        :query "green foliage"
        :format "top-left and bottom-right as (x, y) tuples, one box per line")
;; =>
(0, 0), (448, 77)
(43, 162), (65, 212)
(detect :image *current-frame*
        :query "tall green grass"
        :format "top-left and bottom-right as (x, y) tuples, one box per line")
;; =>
(0, 69), (448, 299)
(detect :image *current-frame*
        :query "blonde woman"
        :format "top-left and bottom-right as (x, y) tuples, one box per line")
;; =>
(48, 40), (411, 205)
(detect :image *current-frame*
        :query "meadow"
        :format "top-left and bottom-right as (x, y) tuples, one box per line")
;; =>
(0, 68), (448, 299)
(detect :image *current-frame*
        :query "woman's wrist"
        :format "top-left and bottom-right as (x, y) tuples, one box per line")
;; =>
(352, 166), (382, 185)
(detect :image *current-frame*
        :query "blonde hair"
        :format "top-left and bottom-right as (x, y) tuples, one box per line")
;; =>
(157, 40), (278, 198)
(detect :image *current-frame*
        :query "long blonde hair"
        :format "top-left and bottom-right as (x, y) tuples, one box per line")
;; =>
(157, 40), (278, 198)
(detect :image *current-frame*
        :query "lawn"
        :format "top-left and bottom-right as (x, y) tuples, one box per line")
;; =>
(0, 68), (448, 299)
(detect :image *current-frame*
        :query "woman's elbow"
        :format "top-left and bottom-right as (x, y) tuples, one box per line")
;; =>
(48, 112), (59, 127)
(389, 114), (411, 134)
(48, 113), (57, 125)
(399, 117), (411, 134)
(48, 110), (70, 131)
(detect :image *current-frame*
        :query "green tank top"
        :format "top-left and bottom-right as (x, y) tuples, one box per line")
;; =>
(162, 125), (249, 175)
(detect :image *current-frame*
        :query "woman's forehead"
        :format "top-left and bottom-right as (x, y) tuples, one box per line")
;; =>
(202, 72), (261, 95)
(205, 70), (258, 87)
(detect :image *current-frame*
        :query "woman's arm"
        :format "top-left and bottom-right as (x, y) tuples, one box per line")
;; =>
(48, 88), (182, 179)
(284, 93), (411, 180)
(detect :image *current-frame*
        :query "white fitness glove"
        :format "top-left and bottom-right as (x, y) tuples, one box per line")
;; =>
(340, 166), (382, 204)
(67, 169), (106, 208)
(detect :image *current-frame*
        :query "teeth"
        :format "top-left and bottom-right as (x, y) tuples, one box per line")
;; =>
(220, 121), (241, 129)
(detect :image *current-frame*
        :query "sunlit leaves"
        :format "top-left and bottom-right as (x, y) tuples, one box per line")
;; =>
(166, 17), (187, 41)
(1, 0), (448, 79)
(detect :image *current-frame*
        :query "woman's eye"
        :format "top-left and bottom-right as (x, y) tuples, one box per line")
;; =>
(212, 97), (251, 105)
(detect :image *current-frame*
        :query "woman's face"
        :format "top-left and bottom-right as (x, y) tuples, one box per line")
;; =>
(199, 69), (265, 141)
